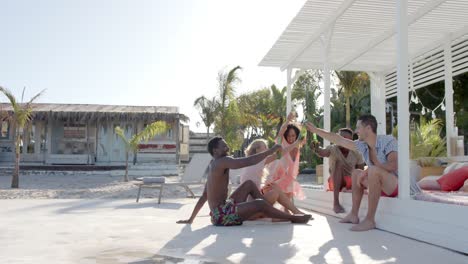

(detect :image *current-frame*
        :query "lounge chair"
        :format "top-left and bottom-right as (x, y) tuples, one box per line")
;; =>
(134, 153), (212, 204)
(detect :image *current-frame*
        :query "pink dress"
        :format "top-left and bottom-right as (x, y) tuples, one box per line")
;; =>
(269, 138), (305, 200)
(240, 160), (267, 190)
(239, 160), (267, 201)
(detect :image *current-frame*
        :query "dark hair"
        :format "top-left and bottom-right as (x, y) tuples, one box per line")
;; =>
(207, 136), (223, 156)
(358, 114), (377, 133)
(338, 128), (353, 137)
(283, 124), (300, 141)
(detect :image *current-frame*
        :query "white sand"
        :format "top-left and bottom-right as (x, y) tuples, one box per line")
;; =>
(0, 172), (204, 199)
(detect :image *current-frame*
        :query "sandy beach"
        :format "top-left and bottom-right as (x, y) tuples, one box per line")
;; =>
(0, 172), (204, 200)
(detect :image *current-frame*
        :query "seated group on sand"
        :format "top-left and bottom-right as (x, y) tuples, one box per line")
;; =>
(178, 113), (468, 231)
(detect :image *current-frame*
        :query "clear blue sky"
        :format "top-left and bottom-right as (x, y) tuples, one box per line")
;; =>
(0, 0), (305, 132)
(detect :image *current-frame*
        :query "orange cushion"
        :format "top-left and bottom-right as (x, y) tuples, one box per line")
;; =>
(436, 166), (468, 191)
(328, 176), (352, 191)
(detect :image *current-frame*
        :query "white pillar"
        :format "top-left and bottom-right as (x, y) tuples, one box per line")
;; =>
(286, 68), (293, 116)
(321, 29), (333, 189)
(444, 37), (454, 157)
(396, 0), (410, 200)
(369, 72), (387, 135)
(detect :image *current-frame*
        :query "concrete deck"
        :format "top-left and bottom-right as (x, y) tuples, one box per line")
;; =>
(0, 199), (466, 264)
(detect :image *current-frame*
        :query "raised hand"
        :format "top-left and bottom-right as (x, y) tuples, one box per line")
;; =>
(271, 143), (282, 152)
(305, 122), (317, 133)
(287, 111), (296, 122)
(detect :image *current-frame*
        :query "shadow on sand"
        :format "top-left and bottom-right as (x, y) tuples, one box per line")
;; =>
(154, 221), (301, 263)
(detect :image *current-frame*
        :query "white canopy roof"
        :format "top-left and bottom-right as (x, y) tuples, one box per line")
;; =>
(259, 0), (468, 73)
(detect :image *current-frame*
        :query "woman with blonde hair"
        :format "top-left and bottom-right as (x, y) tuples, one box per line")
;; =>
(240, 138), (304, 215)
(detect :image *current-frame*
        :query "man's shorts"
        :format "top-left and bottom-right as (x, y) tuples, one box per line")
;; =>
(210, 199), (243, 226)
(328, 176), (352, 191)
(381, 185), (398, 197)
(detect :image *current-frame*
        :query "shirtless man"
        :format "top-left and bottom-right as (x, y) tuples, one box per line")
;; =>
(177, 136), (311, 226)
(306, 115), (398, 231)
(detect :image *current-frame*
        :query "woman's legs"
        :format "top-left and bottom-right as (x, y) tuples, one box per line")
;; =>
(263, 189), (303, 214)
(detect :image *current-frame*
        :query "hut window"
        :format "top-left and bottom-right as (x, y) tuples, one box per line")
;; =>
(64, 124), (86, 139)
(0, 121), (9, 139)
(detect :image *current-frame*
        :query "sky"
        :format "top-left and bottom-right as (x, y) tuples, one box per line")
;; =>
(0, 0), (306, 132)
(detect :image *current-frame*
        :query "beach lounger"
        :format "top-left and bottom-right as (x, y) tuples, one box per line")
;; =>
(134, 153), (212, 204)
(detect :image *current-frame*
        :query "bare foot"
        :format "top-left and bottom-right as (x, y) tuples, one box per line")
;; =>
(333, 204), (345, 214)
(291, 214), (312, 223)
(292, 208), (305, 214)
(350, 219), (376, 231)
(339, 213), (359, 224)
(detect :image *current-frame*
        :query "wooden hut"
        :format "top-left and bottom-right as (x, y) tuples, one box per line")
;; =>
(0, 103), (189, 165)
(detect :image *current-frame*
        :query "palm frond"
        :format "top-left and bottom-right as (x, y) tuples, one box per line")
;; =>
(131, 121), (168, 148)
(0, 86), (19, 111)
(114, 126), (131, 150)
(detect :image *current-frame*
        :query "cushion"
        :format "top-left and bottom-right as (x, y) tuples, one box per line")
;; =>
(443, 162), (468, 175)
(141, 177), (165, 184)
(418, 176), (442, 190)
(437, 166), (468, 191)
(414, 191), (468, 206)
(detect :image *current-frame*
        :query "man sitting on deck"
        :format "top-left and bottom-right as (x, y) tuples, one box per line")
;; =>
(177, 136), (311, 226)
(305, 114), (398, 231)
(311, 128), (365, 214)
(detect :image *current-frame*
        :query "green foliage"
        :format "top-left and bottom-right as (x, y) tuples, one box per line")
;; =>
(216, 66), (242, 139)
(193, 95), (217, 137)
(393, 118), (446, 166)
(292, 70), (322, 123)
(335, 71), (369, 128)
(0, 86), (44, 188)
(410, 118), (446, 160)
(114, 121), (168, 181)
(221, 100), (243, 151)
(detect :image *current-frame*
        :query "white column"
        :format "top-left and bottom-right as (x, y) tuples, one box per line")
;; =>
(286, 68), (293, 116)
(321, 29), (333, 189)
(444, 37), (454, 157)
(369, 72), (387, 135)
(396, 0), (410, 200)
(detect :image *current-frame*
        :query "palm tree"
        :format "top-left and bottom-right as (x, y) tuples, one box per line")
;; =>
(269, 84), (287, 134)
(193, 96), (217, 140)
(335, 71), (369, 128)
(292, 70), (322, 123)
(0, 86), (44, 188)
(114, 121), (168, 182)
(215, 66), (242, 138)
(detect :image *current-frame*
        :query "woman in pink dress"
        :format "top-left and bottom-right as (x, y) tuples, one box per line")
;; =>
(239, 139), (304, 215)
(269, 112), (306, 200)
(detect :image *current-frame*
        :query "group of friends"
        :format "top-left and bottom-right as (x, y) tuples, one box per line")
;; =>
(177, 113), (400, 232)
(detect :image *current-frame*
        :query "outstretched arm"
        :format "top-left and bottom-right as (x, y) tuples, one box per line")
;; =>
(305, 122), (357, 151)
(223, 144), (282, 169)
(176, 183), (207, 224)
(311, 141), (331, 158)
(264, 138), (304, 164)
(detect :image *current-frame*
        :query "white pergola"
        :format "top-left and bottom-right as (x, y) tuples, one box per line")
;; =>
(260, 0), (468, 253)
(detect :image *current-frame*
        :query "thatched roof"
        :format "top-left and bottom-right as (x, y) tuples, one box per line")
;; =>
(0, 103), (189, 122)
